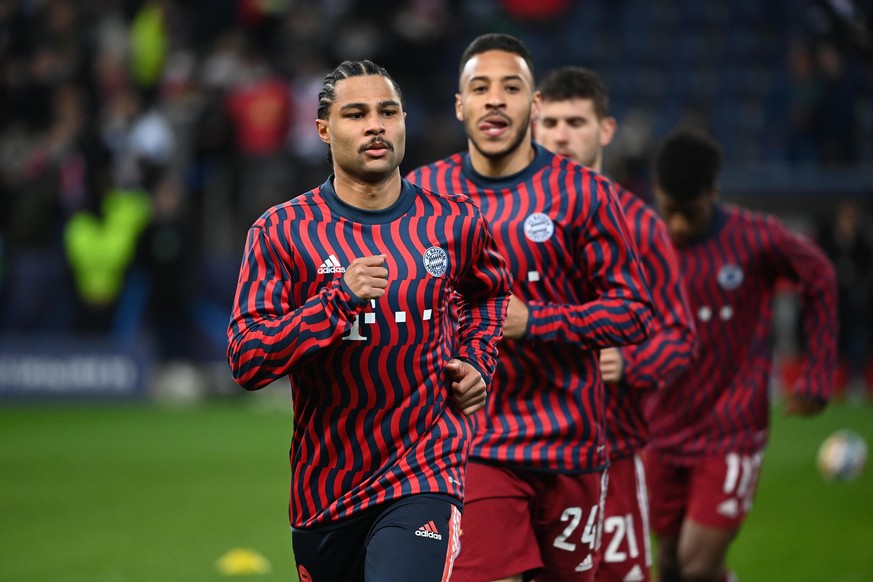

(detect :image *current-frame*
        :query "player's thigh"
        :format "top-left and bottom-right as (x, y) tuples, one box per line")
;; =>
(365, 494), (461, 582)
(643, 452), (690, 540)
(451, 462), (541, 582)
(531, 469), (606, 582)
(686, 451), (764, 532)
(292, 514), (372, 582)
(595, 455), (652, 582)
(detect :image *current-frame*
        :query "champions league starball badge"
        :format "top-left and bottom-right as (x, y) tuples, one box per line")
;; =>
(423, 246), (449, 277)
(524, 213), (555, 242)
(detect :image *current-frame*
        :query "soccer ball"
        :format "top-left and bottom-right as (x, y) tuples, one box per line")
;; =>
(817, 429), (868, 482)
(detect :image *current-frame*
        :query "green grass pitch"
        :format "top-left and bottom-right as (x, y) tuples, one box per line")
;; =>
(1, 395), (870, 581)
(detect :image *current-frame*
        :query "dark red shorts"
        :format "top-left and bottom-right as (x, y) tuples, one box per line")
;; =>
(645, 450), (764, 537)
(594, 454), (651, 582)
(451, 461), (606, 582)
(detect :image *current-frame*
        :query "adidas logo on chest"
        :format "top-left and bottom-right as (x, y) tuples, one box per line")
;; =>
(317, 254), (345, 274)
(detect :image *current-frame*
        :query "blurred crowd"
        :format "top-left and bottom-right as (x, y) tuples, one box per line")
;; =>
(1, 0), (871, 386)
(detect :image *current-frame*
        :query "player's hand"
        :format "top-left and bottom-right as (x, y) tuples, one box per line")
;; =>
(343, 255), (388, 300)
(502, 296), (529, 340)
(600, 347), (625, 383)
(784, 393), (826, 417)
(445, 359), (486, 416)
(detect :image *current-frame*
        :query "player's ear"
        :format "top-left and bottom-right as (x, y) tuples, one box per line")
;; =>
(531, 90), (542, 120)
(600, 116), (618, 148)
(455, 93), (464, 122)
(316, 118), (329, 145)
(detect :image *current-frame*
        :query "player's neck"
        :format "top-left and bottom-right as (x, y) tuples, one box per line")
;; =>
(589, 149), (604, 173)
(468, 140), (536, 178)
(332, 170), (402, 211)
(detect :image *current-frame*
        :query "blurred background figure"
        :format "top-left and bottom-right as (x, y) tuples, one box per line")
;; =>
(817, 199), (873, 403)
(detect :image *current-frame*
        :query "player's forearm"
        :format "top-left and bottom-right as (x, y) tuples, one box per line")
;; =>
(524, 297), (653, 348)
(790, 240), (838, 401)
(454, 225), (511, 386)
(792, 301), (838, 402)
(620, 325), (696, 390)
(227, 284), (361, 390)
(456, 296), (509, 385)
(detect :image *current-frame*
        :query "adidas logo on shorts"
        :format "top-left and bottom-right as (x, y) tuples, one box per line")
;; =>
(317, 254), (345, 274)
(575, 554), (593, 572)
(415, 521), (443, 540)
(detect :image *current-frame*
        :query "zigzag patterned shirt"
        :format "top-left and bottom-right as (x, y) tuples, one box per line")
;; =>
(407, 144), (654, 473)
(227, 177), (511, 528)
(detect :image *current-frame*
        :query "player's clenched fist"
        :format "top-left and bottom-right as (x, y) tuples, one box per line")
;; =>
(445, 359), (487, 416)
(599, 347), (625, 383)
(343, 255), (389, 300)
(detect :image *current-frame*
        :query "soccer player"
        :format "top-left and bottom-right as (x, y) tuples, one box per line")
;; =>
(534, 66), (697, 582)
(645, 128), (838, 582)
(226, 60), (512, 582)
(407, 34), (655, 582)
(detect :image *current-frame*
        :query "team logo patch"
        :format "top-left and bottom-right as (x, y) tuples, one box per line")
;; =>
(297, 565), (313, 582)
(423, 246), (448, 277)
(717, 264), (744, 290)
(524, 212), (555, 242)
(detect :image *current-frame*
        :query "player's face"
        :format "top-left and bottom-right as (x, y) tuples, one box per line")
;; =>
(654, 186), (716, 246)
(455, 50), (539, 164)
(317, 75), (406, 183)
(534, 98), (616, 170)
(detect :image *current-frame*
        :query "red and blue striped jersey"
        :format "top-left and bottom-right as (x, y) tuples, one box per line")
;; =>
(407, 144), (654, 473)
(605, 185), (696, 460)
(227, 178), (511, 528)
(645, 203), (837, 463)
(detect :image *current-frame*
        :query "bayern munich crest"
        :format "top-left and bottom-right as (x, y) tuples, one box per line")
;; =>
(717, 264), (744, 290)
(524, 212), (555, 242)
(423, 246), (449, 277)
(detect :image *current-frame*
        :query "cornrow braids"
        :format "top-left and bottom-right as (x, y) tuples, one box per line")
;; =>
(317, 60), (403, 166)
(317, 60), (403, 120)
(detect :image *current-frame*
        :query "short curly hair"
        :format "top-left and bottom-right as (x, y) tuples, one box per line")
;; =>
(654, 128), (723, 201)
(458, 33), (535, 88)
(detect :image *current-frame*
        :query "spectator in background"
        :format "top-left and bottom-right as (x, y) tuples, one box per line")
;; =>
(814, 40), (859, 164)
(130, 172), (193, 358)
(818, 199), (873, 401)
(224, 44), (292, 236)
(778, 41), (822, 163)
(1, 78), (95, 331)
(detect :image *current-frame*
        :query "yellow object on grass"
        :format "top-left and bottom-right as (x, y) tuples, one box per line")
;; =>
(216, 547), (272, 576)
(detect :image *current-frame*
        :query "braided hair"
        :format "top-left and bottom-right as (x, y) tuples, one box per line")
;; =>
(317, 60), (403, 167)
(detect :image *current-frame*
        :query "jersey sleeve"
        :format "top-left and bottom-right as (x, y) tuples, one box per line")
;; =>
(453, 211), (512, 386)
(525, 177), (654, 348)
(226, 225), (365, 390)
(769, 218), (838, 402)
(619, 215), (696, 390)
